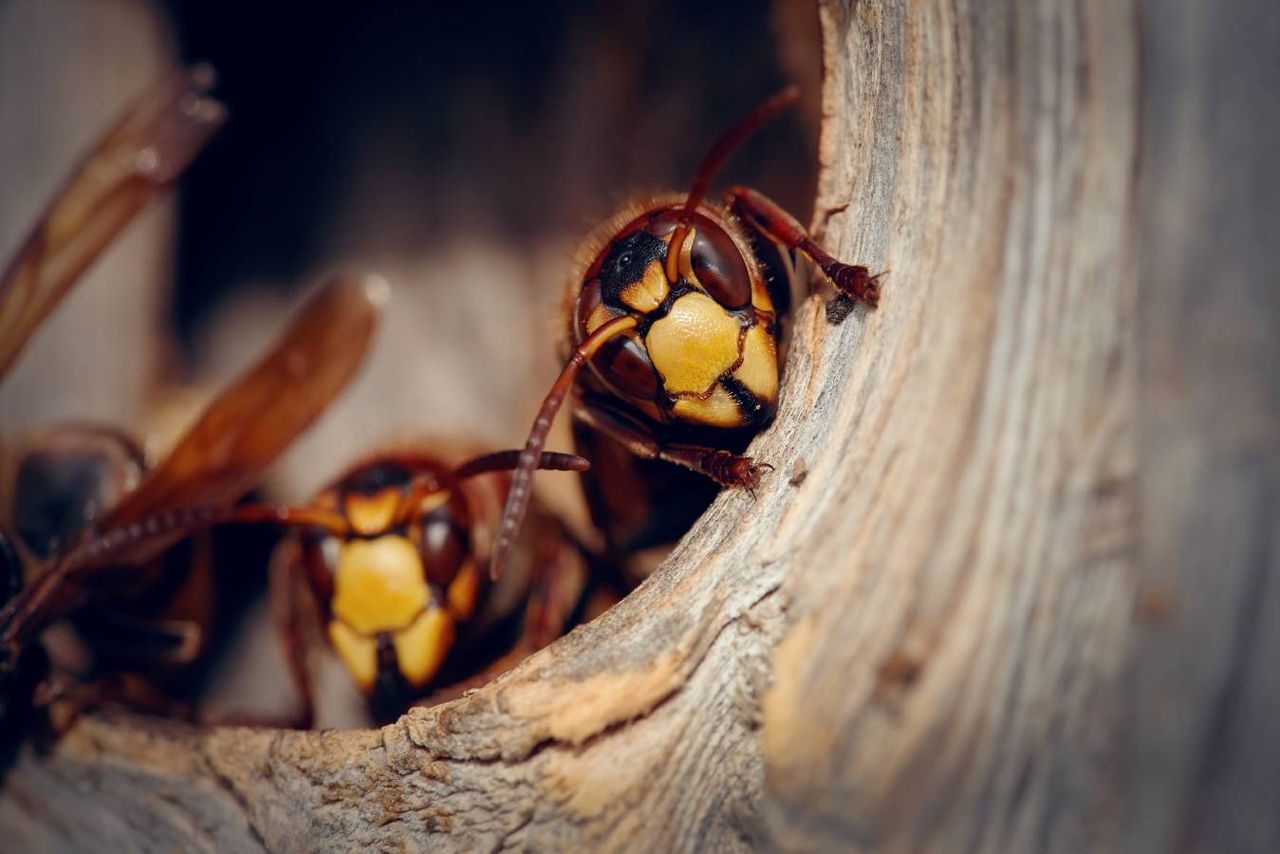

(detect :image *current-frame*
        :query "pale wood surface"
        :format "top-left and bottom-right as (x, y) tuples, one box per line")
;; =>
(1, 0), (1278, 851)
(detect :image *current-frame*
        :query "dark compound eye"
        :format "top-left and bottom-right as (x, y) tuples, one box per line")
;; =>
(12, 429), (143, 560)
(689, 221), (752, 308)
(595, 333), (661, 401)
(644, 209), (752, 308)
(416, 492), (471, 587)
(340, 461), (415, 497)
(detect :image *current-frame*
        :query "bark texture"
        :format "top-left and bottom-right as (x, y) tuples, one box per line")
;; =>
(2, 0), (1278, 851)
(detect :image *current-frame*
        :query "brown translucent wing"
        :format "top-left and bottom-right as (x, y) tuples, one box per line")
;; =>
(0, 274), (385, 651)
(0, 65), (226, 381)
(102, 273), (386, 532)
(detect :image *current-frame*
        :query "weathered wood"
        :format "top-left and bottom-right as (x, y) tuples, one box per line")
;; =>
(2, 0), (1278, 851)
(1128, 2), (1280, 852)
(765, 1), (1140, 849)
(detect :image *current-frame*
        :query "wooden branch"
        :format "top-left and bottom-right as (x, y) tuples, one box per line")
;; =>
(3, 0), (1278, 851)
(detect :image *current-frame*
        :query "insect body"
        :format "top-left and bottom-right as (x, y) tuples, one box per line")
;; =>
(0, 274), (384, 731)
(490, 86), (882, 580)
(573, 201), (781, 436)
(0, 66), (226, 729)
(0, 65), (386, 733)
(0, 423), (217, 678)
(255, 447), (589, 726)
(3, 426), (147, 569)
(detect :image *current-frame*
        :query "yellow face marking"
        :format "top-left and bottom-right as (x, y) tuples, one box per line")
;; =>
(750, 275), (776, 315)
(646, 292), (741, 396)
(344, 490), (401, 537)
(328, 621), (377, 693)
(733, 323), (779, 405)
(586, 303), (620, 335)
(392, 607), (456, 688)
(618, 260), (669, 313)
(331, 535), (428, 634)
(676, 226), (697, 284)
(413, 489), (450, 517)
(672, 386), (747, 428)
(446, 559), (481, 621)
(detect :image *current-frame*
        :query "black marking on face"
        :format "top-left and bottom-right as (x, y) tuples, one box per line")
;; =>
(340, 462), (417, 498)
(370, 632), (411, 723)
(721, 376), (769, 427)
(650, 282), (695, 325)
(599, 230), (667, 310)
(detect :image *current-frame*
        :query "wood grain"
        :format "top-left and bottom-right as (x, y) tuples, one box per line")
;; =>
(1, 0), (1277, 851)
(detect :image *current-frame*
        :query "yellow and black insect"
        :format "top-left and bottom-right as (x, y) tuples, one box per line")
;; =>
(0, 68), (384, 733)
(489, 86), (883, 581)
(225, 447), (590, 725)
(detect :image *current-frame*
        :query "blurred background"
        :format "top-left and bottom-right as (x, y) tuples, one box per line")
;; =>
(1, 0), (820, 496)
(0, 0), (822, 723)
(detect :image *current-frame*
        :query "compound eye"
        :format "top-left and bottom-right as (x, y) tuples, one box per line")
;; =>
(596, 333), (661, 401)
(646, 210), (751, 308)
(416, 495), (470, 587)
(690, 221), (752, 309)
(12, 429), (143, 560)
(645, 209), (681, 237)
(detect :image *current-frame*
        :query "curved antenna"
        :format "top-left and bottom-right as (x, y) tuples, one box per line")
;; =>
(391, 452), (589, 528)
(664, 85), (801, 284)
(490, 314), (638, 580)
(455, 450), (590, 480)
(0, 273), (382, 669)
(0, 502), (349, 651)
